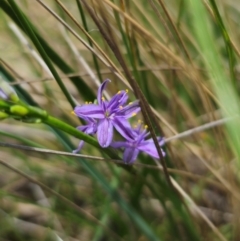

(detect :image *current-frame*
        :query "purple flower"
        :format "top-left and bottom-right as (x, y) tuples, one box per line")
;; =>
(74, 79), (140, 148)
(111, 124), (165, 164)
(73, 117), (97, 153)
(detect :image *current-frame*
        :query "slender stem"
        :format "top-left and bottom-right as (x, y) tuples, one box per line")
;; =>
(44, 115), (99, 148)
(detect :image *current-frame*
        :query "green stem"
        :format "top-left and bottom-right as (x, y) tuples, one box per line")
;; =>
(45, 115), (99, 148)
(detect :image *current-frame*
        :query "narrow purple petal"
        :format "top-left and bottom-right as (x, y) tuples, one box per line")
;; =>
(80, 116), (95, 123)
(97, 119), (114, 147)
(135, 129), (149, 144)
(123, 147), (139, 164)
(111, 141), (129, 148)
(143, 137), (165, 146)
(107, 90), (128, 111)
(158, 137), (165, 146)
(116, 100), (140, 119)
(86, 125), (97, 134)
(77, 125), (89, 132)
(138, 142), (165, 159)
(118, 91), (128, 106)
(97, 79), (111, 107)
(77, 123), (97, 135)
(72, 140), (84, 153)
(112, 118), (134, 140)
(74, 104), (104, 119)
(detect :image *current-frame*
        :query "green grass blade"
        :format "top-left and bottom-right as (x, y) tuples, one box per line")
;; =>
(208, 0), (236, 86)
(7, 0), (75, 107)
(187, 0), (240, 167)
(1, 1), (95, 100)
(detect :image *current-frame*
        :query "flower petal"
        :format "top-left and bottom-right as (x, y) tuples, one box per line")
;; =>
(123, 147), (139, 164)
(138, 142), (165, 159)
(97, 119), (113, 147)
(77, 125), (89, 133)
(77, 123), (97, 135)
(111, 141), (129, 148)
(74, 104), (104, 119)
(107, 90), (128, 111)
(112, 118), (134, 140)
(143, 137), (165, 146)
(72, 140), (84, 153)
(97, 79), (111, 107)
(116, 100), (140, 119)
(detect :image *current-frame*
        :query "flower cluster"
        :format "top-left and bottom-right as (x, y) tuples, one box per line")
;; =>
(73, 79), (165, 164)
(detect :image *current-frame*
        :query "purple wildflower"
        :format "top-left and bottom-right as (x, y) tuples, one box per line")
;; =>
(111, 124), (165, 164)
(74, 79), (140, 148)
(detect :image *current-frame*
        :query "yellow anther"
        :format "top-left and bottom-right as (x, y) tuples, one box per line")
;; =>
(144, 125), (148, 129)
(117, 90), (121, 94)
(128, 102), (132, 105)
(101, 96), (105, 101)
(138, 119), (142, 123)
(85, 101), (89, 104)
(71, 111), (76, 116)
(132, 112), (136, 117)
(125, 89), (128, 93)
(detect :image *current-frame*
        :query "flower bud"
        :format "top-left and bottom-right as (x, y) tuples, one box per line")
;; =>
(0, 78), (19, 103)
(10, 105), (29, 116)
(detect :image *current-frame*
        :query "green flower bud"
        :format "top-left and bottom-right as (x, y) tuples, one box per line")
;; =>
(10, 105), (29, 116)
(0, 111), (9, 120)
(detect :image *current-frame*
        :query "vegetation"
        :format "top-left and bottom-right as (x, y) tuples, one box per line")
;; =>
(0, 0), (239, 240)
